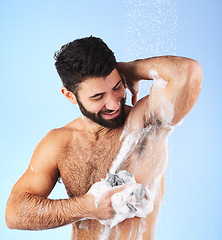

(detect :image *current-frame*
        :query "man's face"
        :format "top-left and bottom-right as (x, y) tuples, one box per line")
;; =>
(75, 69), (126, 129)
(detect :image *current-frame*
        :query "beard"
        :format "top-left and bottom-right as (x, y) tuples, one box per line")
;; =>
(76, 96), (126, 129)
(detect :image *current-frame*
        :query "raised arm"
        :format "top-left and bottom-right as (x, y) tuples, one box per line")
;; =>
(5, 129), (120, 230)
(118, 56), (202, 126)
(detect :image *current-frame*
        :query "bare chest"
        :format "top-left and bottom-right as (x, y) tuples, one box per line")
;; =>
(58, 132), (122, 197)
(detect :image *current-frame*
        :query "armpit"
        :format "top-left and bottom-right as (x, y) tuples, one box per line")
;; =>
(143, 115), (162, 130)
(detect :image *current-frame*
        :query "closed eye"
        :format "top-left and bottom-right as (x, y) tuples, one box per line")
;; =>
(113, 80), (122, 90)
(91, 94), (104, 101)
(89, 80), (122, 101)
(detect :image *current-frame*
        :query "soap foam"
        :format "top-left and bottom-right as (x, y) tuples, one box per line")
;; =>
(87, 70), (179, 239)
(89, 72), (175, 240)
(149, 69), (175, 125)
(89, 170), (153, 230)
(109, 133), (140, 174)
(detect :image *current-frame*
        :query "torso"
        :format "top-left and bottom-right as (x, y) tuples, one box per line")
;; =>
(57, 114), (171, 240)
(58, 127), (123, 198)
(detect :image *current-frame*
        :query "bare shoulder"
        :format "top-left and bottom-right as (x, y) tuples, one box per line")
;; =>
(31, 118), (82, 168)
(10, 119), (82, 197)
(124, 95), (152, 132)
(48, 118), (82, 140)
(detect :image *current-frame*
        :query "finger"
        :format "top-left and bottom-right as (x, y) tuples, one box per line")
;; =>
(105, 185), (126, 198)
(130, 84), (139, 106)
(119, 73), (127, 89)
(132, 93), (138, 106)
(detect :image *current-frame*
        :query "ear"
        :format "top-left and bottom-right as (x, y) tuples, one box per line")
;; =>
(61, 87), (77, 104)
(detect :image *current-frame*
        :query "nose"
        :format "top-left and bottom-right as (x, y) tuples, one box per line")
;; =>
(105, 93), (120, 111)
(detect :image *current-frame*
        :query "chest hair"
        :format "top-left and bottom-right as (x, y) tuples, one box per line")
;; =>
(58, 130), (122, 197)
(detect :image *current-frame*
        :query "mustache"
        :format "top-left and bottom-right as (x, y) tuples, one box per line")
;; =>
(98, 98), (126, 115)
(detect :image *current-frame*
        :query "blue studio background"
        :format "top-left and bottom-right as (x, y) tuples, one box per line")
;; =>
(1, 0), (221, 239)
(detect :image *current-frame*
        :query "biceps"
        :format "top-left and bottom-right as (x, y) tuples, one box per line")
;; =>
(13, 169), (59, 198)
(148, 67), (201, 125)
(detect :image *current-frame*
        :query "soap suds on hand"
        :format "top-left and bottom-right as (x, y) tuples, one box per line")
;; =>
(89, 170), (153, 229)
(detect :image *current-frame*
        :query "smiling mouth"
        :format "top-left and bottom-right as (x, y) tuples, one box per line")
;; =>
(106, 110), (118, 115)
(102, 109), (120, 119)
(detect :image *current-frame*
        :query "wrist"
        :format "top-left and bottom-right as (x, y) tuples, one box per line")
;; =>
(132, 59), (153, 81)
(118, 61), (140, 83)
(72, 194), (96, 220)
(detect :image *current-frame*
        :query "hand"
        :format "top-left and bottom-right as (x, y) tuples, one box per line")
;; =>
(127, 81), (139, 106)
(85, 185), (125, 221)
(118, 62), (140, 106)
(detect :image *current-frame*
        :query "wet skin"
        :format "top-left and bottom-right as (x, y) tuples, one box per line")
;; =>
(5, 57), (202, 240)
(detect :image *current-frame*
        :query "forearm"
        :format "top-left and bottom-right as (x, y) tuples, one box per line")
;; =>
(128, 56), (196, 83)
(6, 191), (89, 230)
(119, 56), (202, 114)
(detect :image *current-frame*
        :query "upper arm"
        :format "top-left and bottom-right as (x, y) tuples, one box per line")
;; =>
(154, 60), (202, 125)
(126, 60), (202, 130)
(11, 130), (61, 198)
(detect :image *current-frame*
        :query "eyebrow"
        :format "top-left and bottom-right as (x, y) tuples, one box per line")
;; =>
(89, 79), (122, 99)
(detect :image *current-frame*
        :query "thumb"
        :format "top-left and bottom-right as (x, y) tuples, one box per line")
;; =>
(129, 82), (139, 106)
(132, 92), (138, 106)
(104, 185), (126, 198)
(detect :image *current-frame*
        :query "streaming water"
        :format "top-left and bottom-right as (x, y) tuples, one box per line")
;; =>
(90, 0), (178, 239)
(89, 71), (178, 240)
(123, 0), (177, 60)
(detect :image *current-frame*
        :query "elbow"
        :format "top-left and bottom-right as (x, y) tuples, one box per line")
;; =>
(5, 204), (18, 229)
(5, 212), (15, 229)
(188, 60), (203, 90)
(5, 219), (15, 230)
(184, 60), (202, 107)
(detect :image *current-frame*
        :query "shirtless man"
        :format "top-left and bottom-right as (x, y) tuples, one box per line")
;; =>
(5, 36), (202, 239)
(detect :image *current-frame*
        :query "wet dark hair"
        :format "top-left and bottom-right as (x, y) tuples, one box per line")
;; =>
(54, 36), (117, 93)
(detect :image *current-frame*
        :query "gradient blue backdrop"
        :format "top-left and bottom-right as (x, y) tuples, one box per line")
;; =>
(1, 0), (221, 239)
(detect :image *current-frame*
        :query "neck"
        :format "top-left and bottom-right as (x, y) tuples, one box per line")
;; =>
(81, 115), (110, 135)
